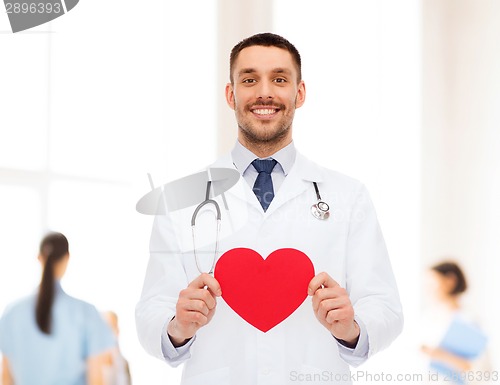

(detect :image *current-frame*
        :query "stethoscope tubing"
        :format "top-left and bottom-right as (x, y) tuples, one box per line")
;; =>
(191, 181), (221, 275)
(191, 180), (330, 274)
(311, 182), (330, 220)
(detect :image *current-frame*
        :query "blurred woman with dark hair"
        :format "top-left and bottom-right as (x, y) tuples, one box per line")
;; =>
(430, 261), (468, 302)
(0, 232), (115, 385)
(421, 260), (491, 385)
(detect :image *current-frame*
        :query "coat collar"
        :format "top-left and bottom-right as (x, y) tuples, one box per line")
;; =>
(211, 151), (324, 182)
(211, 151), (324, 215)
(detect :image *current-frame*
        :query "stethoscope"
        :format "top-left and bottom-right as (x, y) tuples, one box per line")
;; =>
(310, 182), (330, 220)
(191, 181), (221, 275)
(191, 180), (330, 274)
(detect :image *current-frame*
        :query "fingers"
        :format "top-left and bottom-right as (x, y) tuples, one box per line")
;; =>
(178, 292), (215, 316)
(176, 301), (211, 326)
(188, 273), (222, 297)
(312, 292), (353, 322)
(169, 274), (222, 344)
(311, 291), (348, 312)
(421, 345), (431, 354)
(179, 274), (222, 315)
(308, 272), (358, 343)
(309, 272), (353, 324)
(308, 272), (339, 295)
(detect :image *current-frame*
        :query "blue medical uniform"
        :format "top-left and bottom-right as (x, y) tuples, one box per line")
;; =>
(0, 282), (115, 385)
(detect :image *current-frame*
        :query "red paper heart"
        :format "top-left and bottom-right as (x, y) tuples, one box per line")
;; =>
(214, 248), (315, 332)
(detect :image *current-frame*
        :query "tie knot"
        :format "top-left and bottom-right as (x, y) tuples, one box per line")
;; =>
(252, 159), (277, 175)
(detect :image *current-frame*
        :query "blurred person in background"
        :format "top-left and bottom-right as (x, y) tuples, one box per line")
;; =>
(421, 261), (492, 385)
(0, 232), (115, 385)
(102, 311), (132, 385)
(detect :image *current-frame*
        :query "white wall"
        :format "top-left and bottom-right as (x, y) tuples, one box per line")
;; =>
(422, 0), (500, 370)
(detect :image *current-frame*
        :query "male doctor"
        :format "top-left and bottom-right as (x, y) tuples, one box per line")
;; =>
(136, 33), (403, 385)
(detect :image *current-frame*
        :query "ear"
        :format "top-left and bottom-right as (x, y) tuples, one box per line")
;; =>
(295, 80), (306, 108)
(225, 83), (236, 110)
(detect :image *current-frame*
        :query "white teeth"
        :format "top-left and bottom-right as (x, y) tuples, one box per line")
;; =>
(253, 109), (277, 115)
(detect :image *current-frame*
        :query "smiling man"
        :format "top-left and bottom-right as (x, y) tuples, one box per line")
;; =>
(136, 33), (403, 385)
(226, 43), (305, 157)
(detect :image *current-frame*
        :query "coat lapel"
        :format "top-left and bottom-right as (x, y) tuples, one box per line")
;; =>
(210, 154), (263, 213)
(210, 152), (325, 216)
(265, 153), (324, 216)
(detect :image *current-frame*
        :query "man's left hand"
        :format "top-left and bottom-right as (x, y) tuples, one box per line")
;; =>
(308, 272), (360, 348)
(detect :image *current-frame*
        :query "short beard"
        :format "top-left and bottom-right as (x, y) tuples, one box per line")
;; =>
(235, 100), (294, 147)
(238, 120), (291, 145)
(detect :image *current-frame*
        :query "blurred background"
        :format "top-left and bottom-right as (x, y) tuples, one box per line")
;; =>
(0, 0), (498, 383)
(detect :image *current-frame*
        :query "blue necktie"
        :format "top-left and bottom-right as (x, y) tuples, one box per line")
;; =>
(252, 159), (278, 211)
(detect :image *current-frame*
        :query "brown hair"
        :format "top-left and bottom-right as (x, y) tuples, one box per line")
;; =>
(35, 232), (69, 334)
(431, 261), (468, 296)
(229, 32), (302, 84)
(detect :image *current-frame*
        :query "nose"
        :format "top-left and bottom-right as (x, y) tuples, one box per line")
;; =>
(256, 80), (273, 100)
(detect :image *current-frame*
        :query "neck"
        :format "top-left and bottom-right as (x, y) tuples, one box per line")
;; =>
(238, 136), (292, 158)
(443, 295), (460, 311)
(54, 256), (69, 280)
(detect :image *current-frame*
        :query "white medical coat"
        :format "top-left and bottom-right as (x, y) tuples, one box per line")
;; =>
(136, 152), (403, 385)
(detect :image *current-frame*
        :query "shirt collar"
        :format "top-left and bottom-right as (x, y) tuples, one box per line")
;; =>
(231, 140), (296, 176)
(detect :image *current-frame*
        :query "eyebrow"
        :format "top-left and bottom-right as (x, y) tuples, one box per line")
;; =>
(237, 67), (293, 77)
(272, 68), (292, 75)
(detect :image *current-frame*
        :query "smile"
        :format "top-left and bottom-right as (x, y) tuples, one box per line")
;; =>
(253, 108), (278, 115)
(250, 107), (281, 119)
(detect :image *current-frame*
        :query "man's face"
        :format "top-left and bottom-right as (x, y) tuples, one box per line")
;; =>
(225, 45), (306, 147)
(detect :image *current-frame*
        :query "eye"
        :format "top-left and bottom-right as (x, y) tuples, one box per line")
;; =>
(274, 77), (287, 83)
(242, 78), (256, 84)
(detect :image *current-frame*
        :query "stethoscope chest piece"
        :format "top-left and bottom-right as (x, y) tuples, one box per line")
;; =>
(311, 200), (330, 220)
(311, 182), (330, 220)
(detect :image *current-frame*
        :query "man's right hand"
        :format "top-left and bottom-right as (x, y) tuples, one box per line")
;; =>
(167, 273), (222, 347)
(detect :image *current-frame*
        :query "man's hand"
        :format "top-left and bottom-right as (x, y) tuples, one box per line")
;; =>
(167, 273), (222, 347)
(308, 272), (360, 347)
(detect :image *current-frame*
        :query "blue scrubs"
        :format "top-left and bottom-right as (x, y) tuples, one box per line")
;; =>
(0, 282), (115, 385)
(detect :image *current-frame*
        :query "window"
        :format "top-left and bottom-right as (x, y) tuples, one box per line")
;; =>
(0, 1), (216, 383)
